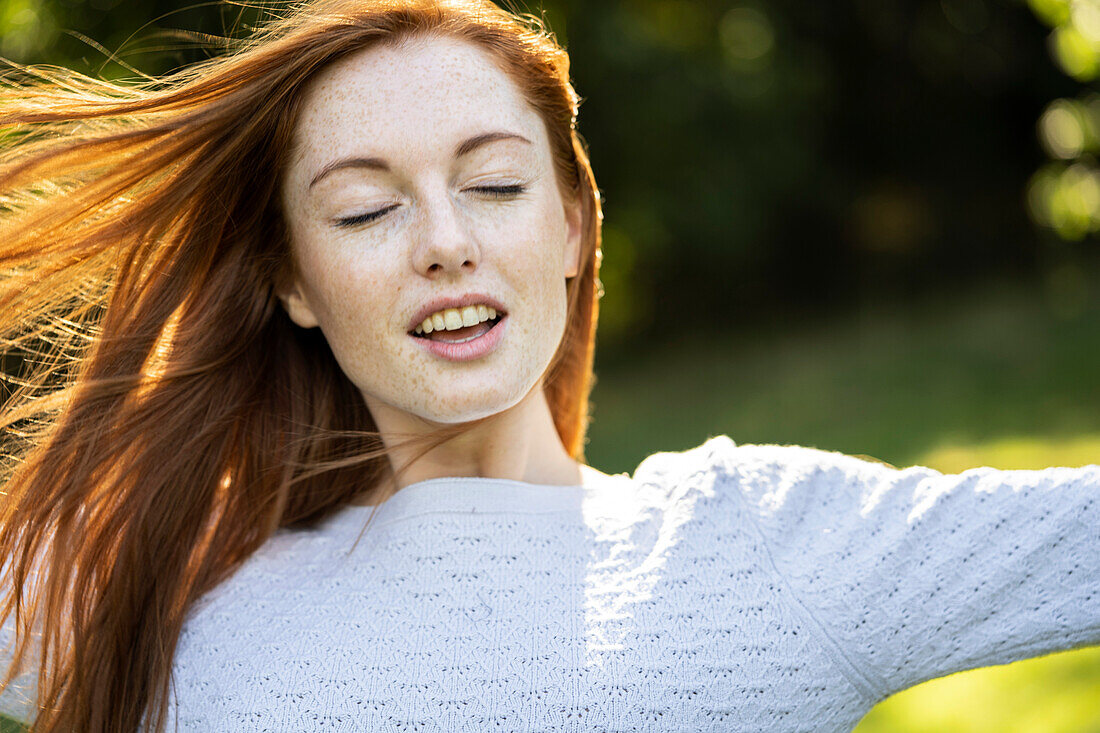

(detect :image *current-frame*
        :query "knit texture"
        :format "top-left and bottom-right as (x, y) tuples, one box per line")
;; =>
(2, 435), (1099, 731)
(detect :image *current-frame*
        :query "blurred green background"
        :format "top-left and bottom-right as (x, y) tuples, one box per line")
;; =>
(3, 0), (1100, 730)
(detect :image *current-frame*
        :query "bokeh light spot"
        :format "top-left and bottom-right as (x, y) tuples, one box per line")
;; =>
(1071, 0), (1100, 43)
(720, 6), (775, 70)
(1038, 161), (1100, 239)
(1039, 100), (1087, 158)
(1049, 24), (1100, 80)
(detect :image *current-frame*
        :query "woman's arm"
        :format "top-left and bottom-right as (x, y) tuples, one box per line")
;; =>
(714, 438), (1100, 701)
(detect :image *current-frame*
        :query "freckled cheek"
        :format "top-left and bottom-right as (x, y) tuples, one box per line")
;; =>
(505, 249), (569, 357)
(301, 249), (395, 342)
(511, 233), (568, 299)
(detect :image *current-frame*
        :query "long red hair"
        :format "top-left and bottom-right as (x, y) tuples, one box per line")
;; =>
(0, 1), (603, 729)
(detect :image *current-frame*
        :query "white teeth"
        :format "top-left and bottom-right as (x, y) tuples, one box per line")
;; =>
(412, 304), (503, 335)
(460, 306), (479, 327)
(443, 309), (464, 330)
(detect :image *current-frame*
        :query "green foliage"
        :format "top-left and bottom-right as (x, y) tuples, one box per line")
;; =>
(1026, 0), (1100, 242)
(0, 0), (266, 80)
(1028, 0), (1100, 80)
(1029, 159), (1100, 240)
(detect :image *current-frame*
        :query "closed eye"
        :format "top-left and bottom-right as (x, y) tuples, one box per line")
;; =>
(469, 183), (527, 198)
(334, 203), (400, 229)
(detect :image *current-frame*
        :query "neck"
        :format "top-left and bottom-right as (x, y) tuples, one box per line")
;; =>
(356, 382), (582, 503)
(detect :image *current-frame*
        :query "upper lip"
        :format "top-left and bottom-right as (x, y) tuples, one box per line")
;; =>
(406, 293), (508, 333)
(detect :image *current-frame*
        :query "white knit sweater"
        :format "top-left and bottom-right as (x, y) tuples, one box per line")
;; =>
(2, 435), (1099, 731)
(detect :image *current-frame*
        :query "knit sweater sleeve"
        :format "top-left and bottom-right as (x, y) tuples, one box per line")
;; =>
(713, 437), (1100, 701)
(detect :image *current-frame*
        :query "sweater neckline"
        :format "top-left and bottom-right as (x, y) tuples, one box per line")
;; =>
(326, 466), (628, 528)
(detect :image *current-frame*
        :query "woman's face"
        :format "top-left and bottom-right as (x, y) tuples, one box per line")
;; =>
(279, 34), (582, 426)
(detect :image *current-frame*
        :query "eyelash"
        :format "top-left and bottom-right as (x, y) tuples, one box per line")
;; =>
(334, 184), (528, 229)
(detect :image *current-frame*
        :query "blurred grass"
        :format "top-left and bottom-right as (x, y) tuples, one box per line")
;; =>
(586, 273), (1100, 473)
(2, 276), (1099, 731)
(587, 272), (1100, 732)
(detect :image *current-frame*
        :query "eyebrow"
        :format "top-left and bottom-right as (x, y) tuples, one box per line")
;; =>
(307, 130), (533, 189)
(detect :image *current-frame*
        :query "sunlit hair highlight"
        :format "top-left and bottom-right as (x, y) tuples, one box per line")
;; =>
(0, 1), (603, 729)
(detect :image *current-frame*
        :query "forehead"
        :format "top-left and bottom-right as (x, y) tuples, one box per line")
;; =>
(291, 34), (544, 169)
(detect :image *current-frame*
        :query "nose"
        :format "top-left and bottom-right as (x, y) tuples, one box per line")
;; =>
(410, 186), (480, 278)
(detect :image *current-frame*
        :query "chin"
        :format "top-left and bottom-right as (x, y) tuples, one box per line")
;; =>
(421, 394), (522, 425)
(420, 375), (538, 424)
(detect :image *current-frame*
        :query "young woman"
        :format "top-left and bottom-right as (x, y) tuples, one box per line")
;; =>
(0, 0), (1097, 731)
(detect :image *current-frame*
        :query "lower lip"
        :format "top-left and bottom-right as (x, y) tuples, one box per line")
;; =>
(410, 316), (508, 362)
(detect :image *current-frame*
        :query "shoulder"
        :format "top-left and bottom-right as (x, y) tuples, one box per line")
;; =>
(633, 434), (894, 475)
(183, 521), (350, 625)
(632, 435), (902, 498)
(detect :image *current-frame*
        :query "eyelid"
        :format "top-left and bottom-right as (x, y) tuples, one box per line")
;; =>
(334, 203), (400, 228)
(465, 182), (528, 196)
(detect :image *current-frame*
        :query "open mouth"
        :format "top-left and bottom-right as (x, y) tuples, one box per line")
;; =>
(411, 310), (503, 341)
